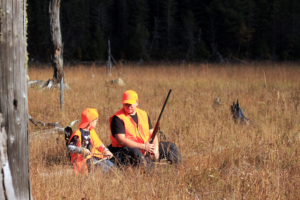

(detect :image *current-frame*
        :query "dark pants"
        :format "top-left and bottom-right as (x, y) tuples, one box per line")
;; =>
(108, 141), (183, 167)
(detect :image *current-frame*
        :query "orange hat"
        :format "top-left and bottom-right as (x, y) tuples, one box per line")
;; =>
(122, 90), (138, 104)
(78, 108), (99, 128)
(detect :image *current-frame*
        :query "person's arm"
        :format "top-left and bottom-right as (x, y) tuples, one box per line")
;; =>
(67, 144), (82, 154)
(115, 134), (155, 152)
(67, 144), (91, 155)
(67, 134), (91, 155)
(148, 116), (159, 160)
(148, 128), (159, 160)
(103, 149), (113, 159)
(98, 143), (113, 159)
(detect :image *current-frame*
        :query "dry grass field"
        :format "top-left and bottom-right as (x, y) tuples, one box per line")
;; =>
(28, 62), (300, 199)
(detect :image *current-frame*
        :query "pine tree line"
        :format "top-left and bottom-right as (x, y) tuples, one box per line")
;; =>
(27, 0), (300, 62)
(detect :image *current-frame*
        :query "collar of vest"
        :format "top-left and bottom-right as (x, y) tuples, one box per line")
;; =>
(111, 107), (140, 119)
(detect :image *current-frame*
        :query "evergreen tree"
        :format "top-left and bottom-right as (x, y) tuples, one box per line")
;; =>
(112, 0), (129, 59)
(61, 0), (89, 59)
(244, 0), (256, 58)
(252, 0), (273, 59)
(27, 0), (50, 61)
(125, 0), (150, 60)
(162, 0), (178, 49)
(181, 10), (197, 59)
(126, 24), (150, 60)
(25, 0), (300, 61)
(90, 0), (113, 34)
(148, 0), (164, 58)
(276, 0), (300, 60)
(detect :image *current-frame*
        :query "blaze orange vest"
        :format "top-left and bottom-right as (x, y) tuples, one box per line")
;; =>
(110, 108), (151, 152)
(68, 129), (104, 175)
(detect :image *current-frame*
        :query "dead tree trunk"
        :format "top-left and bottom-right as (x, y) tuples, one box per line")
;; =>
(0, 0), (33, 199)
(49, 0), (64, 84)
(49, 0), (64, 110)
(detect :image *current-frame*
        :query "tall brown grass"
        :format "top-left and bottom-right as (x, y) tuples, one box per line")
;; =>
(29, 62), (300, 199)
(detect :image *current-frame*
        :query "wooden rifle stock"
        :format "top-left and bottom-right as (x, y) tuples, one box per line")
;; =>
(149, 89), (172, 144)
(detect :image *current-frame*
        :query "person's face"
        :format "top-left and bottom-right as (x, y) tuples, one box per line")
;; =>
(123, 100), (139, 114)
(89, 117), (98, 129)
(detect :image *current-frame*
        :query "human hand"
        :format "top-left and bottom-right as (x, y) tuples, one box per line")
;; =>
(150, 147), (159, 161)
(82, 148), (91, 156)
(144, 142), (155, 153)
(154, 147), (159, 160)
(104, 150), (113, 159)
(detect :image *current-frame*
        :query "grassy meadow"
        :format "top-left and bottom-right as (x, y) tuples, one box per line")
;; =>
(28, 62), (300, 199)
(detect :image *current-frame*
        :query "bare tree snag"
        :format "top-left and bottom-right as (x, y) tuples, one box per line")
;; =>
(0, 0), (33, 199)
(49, 0), (63, 84)
(49, 0), (65, 110)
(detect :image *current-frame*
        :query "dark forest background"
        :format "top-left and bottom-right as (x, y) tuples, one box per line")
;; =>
(27, 0), (300, 62)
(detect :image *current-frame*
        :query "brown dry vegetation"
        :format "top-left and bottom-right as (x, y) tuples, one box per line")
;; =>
(28, 62), (300, 199)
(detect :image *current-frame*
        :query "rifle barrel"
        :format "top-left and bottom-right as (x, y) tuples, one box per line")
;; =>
(157, 89), (172, 122)
(149, 89), (172, 144)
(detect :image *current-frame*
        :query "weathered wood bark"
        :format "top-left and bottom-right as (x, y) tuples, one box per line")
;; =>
(49, 0), (64, 83)
(49, 0), (64, 110)
(0, 0), (33, 199)
(0, 114), (17, 200)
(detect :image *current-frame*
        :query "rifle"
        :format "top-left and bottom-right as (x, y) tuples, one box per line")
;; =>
(149, 89), (172, 144)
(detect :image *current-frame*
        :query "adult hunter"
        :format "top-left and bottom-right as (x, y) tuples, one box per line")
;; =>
(108, 90), (183, 167)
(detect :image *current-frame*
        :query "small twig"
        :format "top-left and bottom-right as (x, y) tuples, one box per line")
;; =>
(28, 115), (38, 126)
